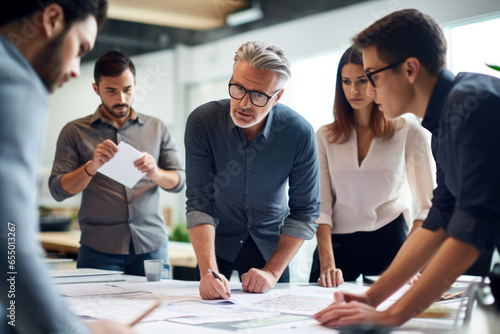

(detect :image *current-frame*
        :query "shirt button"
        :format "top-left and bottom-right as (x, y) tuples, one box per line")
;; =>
(240, 240), (243, 244)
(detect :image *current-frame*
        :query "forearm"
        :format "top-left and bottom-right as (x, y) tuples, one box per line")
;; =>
(316, 224), (335, 270)
(60, 163), (94, 195)
(151, 169), (180, 190)
(366, 227), (446, 307)
(407, 219), (423, 239)
(188, 224), (218, 274)
(263, 234), (304, 278)
(386, 237), (480, 325)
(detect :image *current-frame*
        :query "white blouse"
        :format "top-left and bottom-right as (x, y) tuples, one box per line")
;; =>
(316, 114), (434, 234)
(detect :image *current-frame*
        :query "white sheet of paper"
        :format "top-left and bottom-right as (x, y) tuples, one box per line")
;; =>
(97, 141), (146, 188)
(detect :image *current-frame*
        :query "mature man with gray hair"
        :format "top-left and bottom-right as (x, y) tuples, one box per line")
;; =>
(185, 41), (320, 299)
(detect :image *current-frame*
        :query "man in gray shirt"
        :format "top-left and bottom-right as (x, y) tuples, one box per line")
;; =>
(1, 1), (135, 333)
(49, 50), (185, 276)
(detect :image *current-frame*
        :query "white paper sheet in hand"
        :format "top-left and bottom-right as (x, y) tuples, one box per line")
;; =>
(97, 142), (146, 188)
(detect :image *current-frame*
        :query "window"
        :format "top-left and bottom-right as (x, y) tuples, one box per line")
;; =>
(284, 51), (343, 132)
(447, 16), (500, 77)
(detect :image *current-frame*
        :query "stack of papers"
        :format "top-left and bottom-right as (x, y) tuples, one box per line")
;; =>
(50, 268), (125, 284)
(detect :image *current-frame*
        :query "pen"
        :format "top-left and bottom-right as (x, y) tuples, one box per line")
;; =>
(129, 300), (162, 326)
(208, 268), (222, 281)
(208, 268), (231, 298)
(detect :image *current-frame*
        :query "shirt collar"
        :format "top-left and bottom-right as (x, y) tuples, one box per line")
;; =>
(90, 105), (142, 126)
(422, 69), (455, 132)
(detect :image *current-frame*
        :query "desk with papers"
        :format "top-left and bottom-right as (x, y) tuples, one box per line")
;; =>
(55, 275), (470, 334)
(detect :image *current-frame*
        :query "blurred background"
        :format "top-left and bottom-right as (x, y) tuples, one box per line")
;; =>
(38, 0), (500, 281)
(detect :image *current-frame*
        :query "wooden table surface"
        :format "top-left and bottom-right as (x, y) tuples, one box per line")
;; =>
(39, 231), (197, 268)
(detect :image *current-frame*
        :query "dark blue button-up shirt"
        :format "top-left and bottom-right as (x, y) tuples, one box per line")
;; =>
(422, 69), (500, 254)
(185, 99), (320, 262)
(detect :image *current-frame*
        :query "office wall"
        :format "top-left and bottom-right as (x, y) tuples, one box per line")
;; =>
(40, 0), (500, 222)
(183, 0), (500, 84)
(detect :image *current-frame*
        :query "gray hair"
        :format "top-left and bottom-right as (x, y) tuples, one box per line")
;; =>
(233, 41), (291, 86)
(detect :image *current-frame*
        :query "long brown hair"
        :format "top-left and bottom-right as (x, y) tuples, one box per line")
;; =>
(328, 46), (396, 143)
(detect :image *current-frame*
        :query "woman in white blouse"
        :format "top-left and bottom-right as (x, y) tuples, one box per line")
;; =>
(309, 46), (434, 287)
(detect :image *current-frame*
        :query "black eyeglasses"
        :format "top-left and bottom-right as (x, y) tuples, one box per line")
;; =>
(228, 83), (280, 107)
(365, 60), (404, 87)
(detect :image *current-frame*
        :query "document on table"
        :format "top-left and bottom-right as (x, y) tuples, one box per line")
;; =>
(235, 283), (367, 316)
(63, 286), (276, 324)
(50, 268), (125, 284)
(164, 299), (280, 325)
(60, 280), (448, 333)
(97, 141), (146, 188)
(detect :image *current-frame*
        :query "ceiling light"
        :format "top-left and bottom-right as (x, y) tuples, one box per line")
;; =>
(226, 2), (263, 27)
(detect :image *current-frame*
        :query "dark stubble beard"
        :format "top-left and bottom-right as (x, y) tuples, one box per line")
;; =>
(31, 29), (67, 93)
(101, 102), (130, 119)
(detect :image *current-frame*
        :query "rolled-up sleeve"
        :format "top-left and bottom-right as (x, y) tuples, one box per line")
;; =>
(48, 124), (81, 202)
(186, 211), (218, 229)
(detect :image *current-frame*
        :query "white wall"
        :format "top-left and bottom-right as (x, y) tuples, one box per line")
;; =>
(39, 0), (500, 279)
(183, 0), (500, 83)
(41, 0), (500, 199)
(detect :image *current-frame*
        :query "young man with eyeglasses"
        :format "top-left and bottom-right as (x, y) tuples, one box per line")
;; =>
(314, 9), (500, 327)
(185, 41), (320, 300)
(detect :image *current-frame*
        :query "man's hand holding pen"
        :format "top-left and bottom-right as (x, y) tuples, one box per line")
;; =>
(199, 269), (231, 300)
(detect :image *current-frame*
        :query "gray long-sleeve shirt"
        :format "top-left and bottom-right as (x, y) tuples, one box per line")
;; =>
(0, 33), (91, 334)
(49, 108), (185, 255)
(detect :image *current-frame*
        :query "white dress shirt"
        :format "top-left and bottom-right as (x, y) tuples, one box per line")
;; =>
(316, 114), (434, 234)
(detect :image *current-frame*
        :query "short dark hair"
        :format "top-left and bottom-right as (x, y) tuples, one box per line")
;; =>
(352, 9), (446, 76)
(0, 0), (108, 29)
(94, 50), (136, 85)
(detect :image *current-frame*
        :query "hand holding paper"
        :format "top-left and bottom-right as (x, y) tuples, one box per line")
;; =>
(97, 142), (146, 188)
(133, 152), (159, 181)
(93, 139), (119, 166)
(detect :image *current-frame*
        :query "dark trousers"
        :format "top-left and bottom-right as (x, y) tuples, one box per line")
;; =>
(309, 213), (408, 282)
(196, 237), (290, 282)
